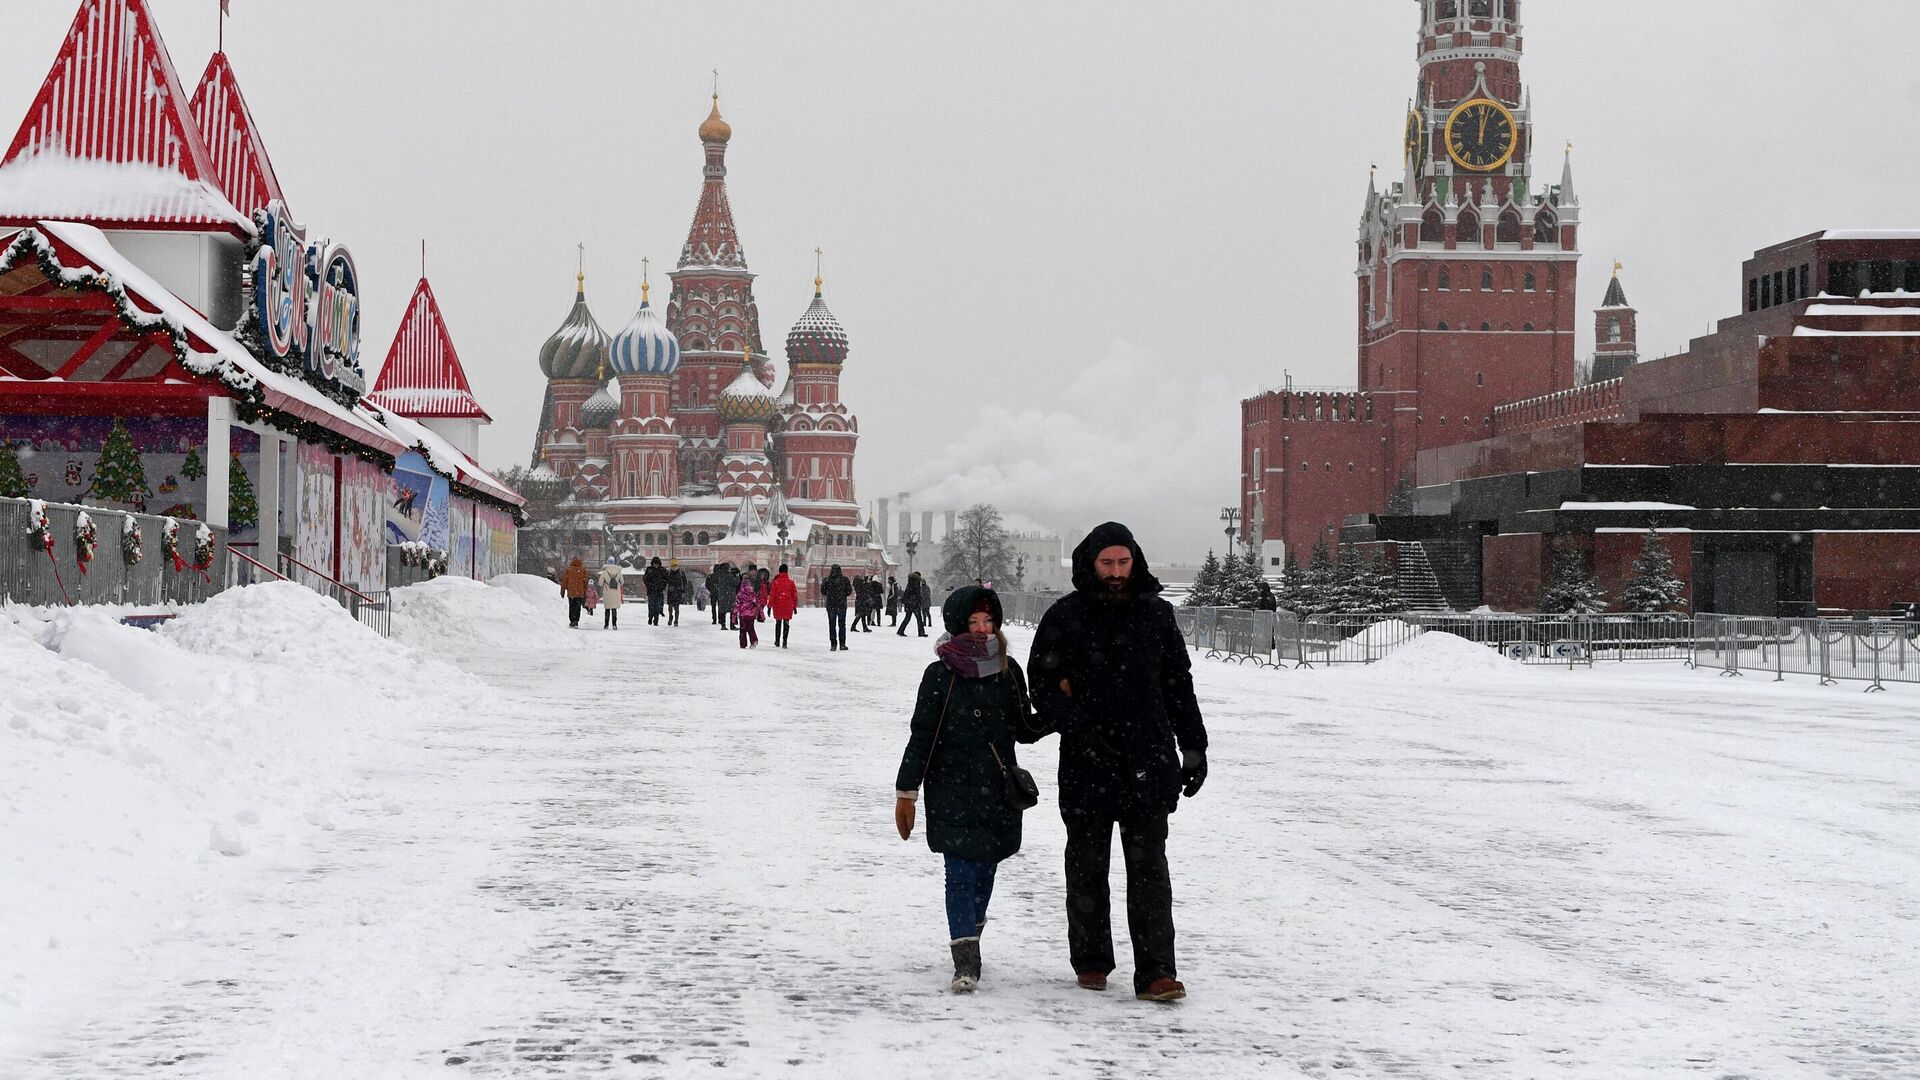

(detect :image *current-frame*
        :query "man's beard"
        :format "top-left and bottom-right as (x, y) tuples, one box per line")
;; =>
(1100, 576), (1130, 597)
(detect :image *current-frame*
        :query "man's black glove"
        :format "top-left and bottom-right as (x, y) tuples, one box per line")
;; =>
(1181, 750), (1207, 797)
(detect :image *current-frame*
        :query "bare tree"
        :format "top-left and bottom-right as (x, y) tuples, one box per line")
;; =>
(938, 503), (1015, 587)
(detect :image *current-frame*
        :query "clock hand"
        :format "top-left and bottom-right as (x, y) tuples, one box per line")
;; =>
(1478, 110), (1487, 143)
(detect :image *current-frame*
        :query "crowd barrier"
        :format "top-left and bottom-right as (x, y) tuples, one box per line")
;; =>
(993, 591), (1920, 692)
(1, 495), (227, 609)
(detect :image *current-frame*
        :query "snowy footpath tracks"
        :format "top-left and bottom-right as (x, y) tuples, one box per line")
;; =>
(5, 576), (1918, 1078)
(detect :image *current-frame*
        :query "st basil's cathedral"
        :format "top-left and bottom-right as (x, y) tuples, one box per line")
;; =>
(524, 97), (889, 597)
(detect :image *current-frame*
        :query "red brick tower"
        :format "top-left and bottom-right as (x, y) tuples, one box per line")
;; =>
(1589, 264), (1638, 383)
(1244, 0), (1582, 563)
(667, 95), (771, 487)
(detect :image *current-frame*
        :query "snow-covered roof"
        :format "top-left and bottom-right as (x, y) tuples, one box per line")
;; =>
(188, 52), (286, 220)
(368, 277), (490, 421)
(1821, 229), (1920, 241)
(1560, 501), (1697, 512)
(7, 222), (520, 508)
(0, 0), (251, 232)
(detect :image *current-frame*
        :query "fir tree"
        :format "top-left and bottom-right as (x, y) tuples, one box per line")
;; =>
(87, 419), (149, 506)
(1330, 545), (1365, 612)
(1186, 550), (1223, 607)
(1342, 550), (1401, 614)
(1370, 551), (1404, 614)
(1621, 529), (1686, 613)
(1538, 549), (1608, 614)
(1217, 546), (1261, 608)
(1296, 538), (1337, 616)
(1275, 550), (1306, 613)
(228, 456), (260, 531)
(180, 445), (206, 481)
(0, 441), (27, 499)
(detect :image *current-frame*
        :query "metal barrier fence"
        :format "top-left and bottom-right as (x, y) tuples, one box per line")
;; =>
(1691, 614), (1920, 691)
(996, 591), (1920, 691)
(1, 495), (227, 609)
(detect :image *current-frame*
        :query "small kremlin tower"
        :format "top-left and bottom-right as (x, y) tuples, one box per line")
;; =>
(1590, 264), (1639, 383)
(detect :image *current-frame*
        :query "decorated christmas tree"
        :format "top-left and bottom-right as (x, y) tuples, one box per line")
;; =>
(180, 445), (206, 481)
(228, 456), (259, 532)
(0, 440), (27, 499)
(1621, 529), (1686, 613)
(1537, 549), (1608, 614)
(87, 419), (149, 506)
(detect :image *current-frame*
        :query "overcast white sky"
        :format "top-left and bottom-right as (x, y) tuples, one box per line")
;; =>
(6, 1), (1918, 562)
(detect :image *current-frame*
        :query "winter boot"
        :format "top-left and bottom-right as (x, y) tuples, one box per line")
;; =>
(949, 938), (981, 993)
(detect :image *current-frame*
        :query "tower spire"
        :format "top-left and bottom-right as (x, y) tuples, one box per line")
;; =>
(641, 255), (651, 304)
(814, 247), (824, 297)
(1560, 142), (1579, 205)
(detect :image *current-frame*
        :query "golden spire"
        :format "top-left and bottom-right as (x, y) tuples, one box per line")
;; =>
(641, 256), (651, 304)
(576, 242), (586, 295)
(699, 82), (733, 144)
(814, 247), (824, 298)
(1613, 259), (1624, 276)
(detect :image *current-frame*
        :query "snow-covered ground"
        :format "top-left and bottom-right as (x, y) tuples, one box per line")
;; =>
(3, 579), (1917, 1078)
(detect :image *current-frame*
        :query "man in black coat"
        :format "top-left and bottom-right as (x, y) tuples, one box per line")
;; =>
(896, 572), (930, 637)
(665, 560), (689, 626)
(1027, 521), (1207, 1002)
(821, 564), (852, 650)
(642, 557), (671, 626)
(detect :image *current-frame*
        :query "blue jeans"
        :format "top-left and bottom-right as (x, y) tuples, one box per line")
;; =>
(826, 605), (848, 648)
(944, 855), (997, 941)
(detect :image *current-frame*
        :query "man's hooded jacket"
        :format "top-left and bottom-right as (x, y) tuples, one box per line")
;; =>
(1028, 522), (1207, 818)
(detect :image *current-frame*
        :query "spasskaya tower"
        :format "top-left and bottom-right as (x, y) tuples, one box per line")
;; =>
(1244, 0), (1582, 564)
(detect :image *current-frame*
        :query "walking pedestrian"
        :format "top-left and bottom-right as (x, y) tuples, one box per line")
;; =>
(1254, 581), (1278, 611)
(708, 565), (724, 625)
(756, 567), (773, 621)
(894, 586), (1044, 993)
(667, 559), (689, 626)
(897, 571), (930, 637)
(822, 564), (852, 650)
(1027, 522), (1208, 1002)
(735, 572), (761, 648)
(643, 557), (670, 626)
(887, 575), (901, 627)
(561, 556), (589, 628)
(768, 563), (799, 648)
(717, 563), (741, 630)
(597, 559), (625, 629)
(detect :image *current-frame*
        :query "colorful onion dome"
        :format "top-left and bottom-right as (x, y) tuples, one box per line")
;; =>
(539, 272), (611, 380)
(717, 358), (776, 425)
(785, 278), (848, 366)
(608, 278), (681, 376)
(581, 382), (619, 429)
(699, 94), (732, 144)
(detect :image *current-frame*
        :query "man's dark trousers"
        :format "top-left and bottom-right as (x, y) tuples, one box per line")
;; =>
(826, 604), (848, 649)
(1063, 811), (1175, 993)
(647, 595), (665, 625)
(896, 606), (926, 636)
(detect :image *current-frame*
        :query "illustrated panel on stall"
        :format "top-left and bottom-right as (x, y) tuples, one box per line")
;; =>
(295, 442), (335, 580)
(341, 456), (387, 594)
(384, 450), (451, 551)
(0, 415), (237, 521)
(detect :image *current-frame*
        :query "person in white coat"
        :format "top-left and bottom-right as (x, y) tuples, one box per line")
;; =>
(598, 561), (625, 629)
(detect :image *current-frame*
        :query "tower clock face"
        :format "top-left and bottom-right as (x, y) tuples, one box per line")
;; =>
(1445, 97), (1517, 172)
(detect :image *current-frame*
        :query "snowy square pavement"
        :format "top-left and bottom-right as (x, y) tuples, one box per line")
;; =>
(4, 577), (1917, 1079)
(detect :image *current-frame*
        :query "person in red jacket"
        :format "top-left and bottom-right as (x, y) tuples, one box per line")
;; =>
(767, 564), (800, 649)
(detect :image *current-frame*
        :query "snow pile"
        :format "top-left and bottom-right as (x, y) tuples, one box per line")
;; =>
(1, 582), (479, 1053)
(490, 572), (561, 612)
(392, 575), (561, 652)
(1352, 618), (1424, 650)
(1369, 629), (1521, 680)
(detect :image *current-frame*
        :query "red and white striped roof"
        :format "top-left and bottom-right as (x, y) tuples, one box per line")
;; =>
(369, 278), (491, 421)
(189, 52), (285, 220)
(0, 0), (249, 231)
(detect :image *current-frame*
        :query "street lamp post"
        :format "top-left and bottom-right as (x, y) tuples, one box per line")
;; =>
(903, 531), (920, 576)
(1014, 552), (1027, 590)
(1220, 506), (1242, 557)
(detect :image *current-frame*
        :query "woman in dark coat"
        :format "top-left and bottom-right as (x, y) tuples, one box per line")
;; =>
(894, 586), (1045, 993)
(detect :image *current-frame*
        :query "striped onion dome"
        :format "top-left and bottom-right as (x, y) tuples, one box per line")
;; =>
(539, 275), (611, 380)
(608, 291), (681, 376)
(581, 383), (619, 429)
(716, 360), (777, 425)
(785, 281), (848, 366)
